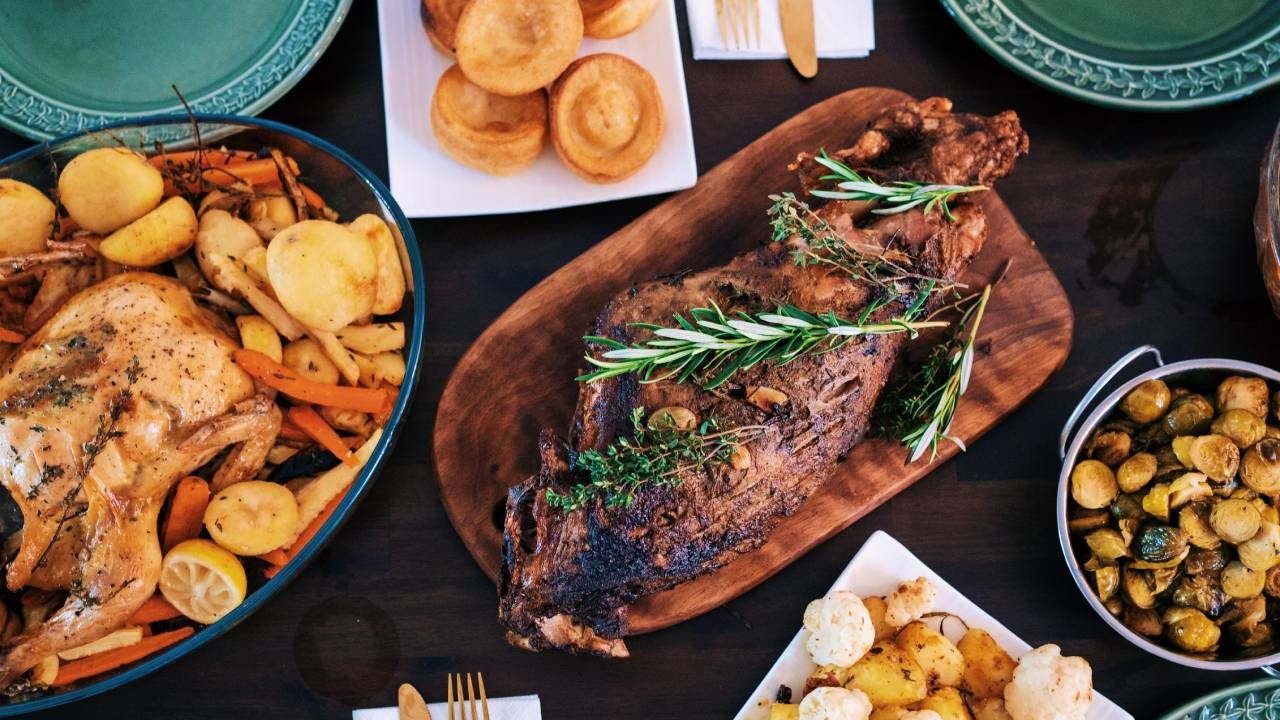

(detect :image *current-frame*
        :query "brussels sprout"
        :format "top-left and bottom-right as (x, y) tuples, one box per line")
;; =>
(1178, 502), (1222, 550)
(1104, 596), (1125, 616)
(1211, 498), (1263, 544)
(1117, 452), (1158, 493)
(1230, 618), (1273, 649)
(1122, 567), (1158, 609)
(1123, 605), (1162, 636)
(1213, 476), (1243, 497)
(1087, 429), (1132, 467)
(1135, 524), (1190, 563)
(1071, 459), (1118, 510)
(1131, 546), (1190, 570)
(1190, 435), (1241, 482)
(1164, 394), (1215, 437)
(1068, 510), (1110, 533)
(1171, 436), (1195, 467)
(1223, 561), (1266, 599)
(1254, 497), (1279, 526)
(1185, 547), (1229, 575)
(1270, 425), (1280, 440)
(1172, 574), (1226, 616)
(1266, 565), (1280, 597)
(1242, 439), (1280, 495)
(1111, 494), (1148, 522)
(1237, 522), (1280, 573)
(1164, 607), (1221, 652)
(1085, 528), (1131, 562)
(1169, 472), (1214, 508)
(1142, 483), (1173, 522)
(1212, 409), (1267, 449)
(1094, 565), (1120, 603)
(1217, 376), (1270, 419)
(1122, 379), (1172, 423)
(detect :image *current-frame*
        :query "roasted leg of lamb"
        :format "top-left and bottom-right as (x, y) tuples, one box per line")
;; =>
(499, 98), (1029, 656)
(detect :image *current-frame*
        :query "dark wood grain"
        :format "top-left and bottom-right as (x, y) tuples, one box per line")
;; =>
(434, 86), (1073, 634)
(1, 1), (1279, 718)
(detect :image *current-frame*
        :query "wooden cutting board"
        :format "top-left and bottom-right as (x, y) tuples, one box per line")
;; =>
(432, 87), (1074, 635)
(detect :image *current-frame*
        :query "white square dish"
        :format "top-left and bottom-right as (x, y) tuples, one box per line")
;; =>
(375, 0), (697, 218)
(733, 531), (1132, 720)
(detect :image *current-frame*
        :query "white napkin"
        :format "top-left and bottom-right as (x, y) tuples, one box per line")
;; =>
(353, 694), (542, 720)
(686, 0), (875, 60)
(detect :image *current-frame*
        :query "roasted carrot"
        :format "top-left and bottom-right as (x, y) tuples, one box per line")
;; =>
(201, 158), (284, 188)
(161, 477), (211, 553)
(127, 595), (181, 625)
(258, 549), (289, 566)
(54, 627), (194, 686)
(372, 381), (396, 426)
(277, 417), (310, 442)
(286, 406), (356, 467)
(0, 327), (25, 344)
(148, 149), (258, 168)
(299, 182), (326, 209)
(233, 349), (389, 413)
(264, 482), (353, 579)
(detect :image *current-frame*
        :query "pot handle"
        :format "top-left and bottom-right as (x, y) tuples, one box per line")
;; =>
(1263, 665), (1280, 680)
(1058, 345), (1164, 460)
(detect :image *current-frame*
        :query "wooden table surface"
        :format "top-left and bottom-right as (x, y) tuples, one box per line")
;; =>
(4, 2), (1280, 717)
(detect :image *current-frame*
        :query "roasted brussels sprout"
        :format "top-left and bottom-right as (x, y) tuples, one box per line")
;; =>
(1087, 428), (1132, 467)
(1212, 409), (1267, 449)
(1142, 483), (1172, 522)
(1123, 606), (1162, 636)
(1168, 472), (1213, 508)
(1164, 607), (1221, 652)
(1218, 376), (1270, 419)
(1071, 459), (1118, 510)
(1172, 574), (1226, 616)
(1230, 616), (1273, 649)
(1164, 394), (1214, 437)
(1085, 528), (1131, 562)
(1117, 452), (1158, 493)
(1122, 567), (1158, 609)
(1122, 380), (1172, 424)
(1104, 596), (1125, 616)
(1171, 436), (1195, 468)
(1266, 564), (1280, 597)
(1185, 547), (1229, 575)
(1111, 494), (1147, 522)
(1242, 439), (1280, 494)
(1223, 561), (1267, 599)
(1189, 435), (1241, 482)
(1211, 499), (1262, 544)
(1238, 522), (1280, 573)
(1136, 524), (1189, 563)
(1094, 566), (1119, 603)
(1178, 502), (1222, 550)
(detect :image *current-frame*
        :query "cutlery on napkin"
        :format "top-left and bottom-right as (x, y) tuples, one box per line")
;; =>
(353, 694), (542, 720)
(686, 0), (874, 61)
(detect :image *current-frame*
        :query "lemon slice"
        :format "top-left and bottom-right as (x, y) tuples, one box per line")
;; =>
(203, 480), (300, 557)
(159, 539), (247, 625)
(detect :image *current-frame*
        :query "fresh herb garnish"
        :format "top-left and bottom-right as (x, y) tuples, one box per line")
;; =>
(875, 285), (991, 462)
(545, 408), (760, 512)
(577, 296), (947, 389)
(808, 150), (986, 222)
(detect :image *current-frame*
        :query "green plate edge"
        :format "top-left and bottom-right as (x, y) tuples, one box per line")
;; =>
(938, 0), (1280, 111)
(1157, 678), (1280, 720)
(0, 0), (354, 141)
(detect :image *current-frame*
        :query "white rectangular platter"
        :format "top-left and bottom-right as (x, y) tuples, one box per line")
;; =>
(734, 531), (1132, 720)
(375, 0), (697, 218)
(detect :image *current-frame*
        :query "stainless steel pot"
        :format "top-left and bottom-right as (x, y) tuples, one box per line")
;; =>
(1057, 345), (1280, 674)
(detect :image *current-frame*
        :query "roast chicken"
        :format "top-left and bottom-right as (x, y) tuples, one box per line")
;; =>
(499, 98), (1029, 656)
(0, 273), (280, 684)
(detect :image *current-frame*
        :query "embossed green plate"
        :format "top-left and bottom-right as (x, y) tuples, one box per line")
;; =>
(1158, 679), (1280, 720)
(0, 0), (352, 140)
(939, 0), (1280, 110)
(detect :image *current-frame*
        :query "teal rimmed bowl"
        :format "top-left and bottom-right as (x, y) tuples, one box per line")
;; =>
(0, 115), (424, 714)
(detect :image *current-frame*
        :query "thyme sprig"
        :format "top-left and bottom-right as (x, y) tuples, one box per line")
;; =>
(875, 285), (991, 463)
(577, 295), (947, 389)
(545, 408), (762, 511)
(809, 151), (986, 222)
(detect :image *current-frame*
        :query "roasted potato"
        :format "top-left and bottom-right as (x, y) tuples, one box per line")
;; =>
(282, 338), (340, 386)
(347, 214), (405, 315)
(968, 698), (1013, 720)
(768, 704), (798, 720)
(99, 196), (197, 266)
(235, 315), (283, 363)
(195, 209), (263, 281)
(844, 642), (928, 705)
(895, 621), (963, 689)
(266, 220), (377, 332)
(911, 687), (972, 720)
(864, 596), (895, 641)
(957, 629), (1015, 699)
(0, 179), (56, 256)
(58, 147), (164, 233)
(336, 321), (406, 354)
(247, 195), (298, 241)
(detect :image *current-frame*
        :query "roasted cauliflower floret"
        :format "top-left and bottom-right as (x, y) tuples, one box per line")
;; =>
(799, 686), (872, 720)
(1003, 644), (1092, 720)
(803, 591), (875, 666)
(884, 576), (937, 629)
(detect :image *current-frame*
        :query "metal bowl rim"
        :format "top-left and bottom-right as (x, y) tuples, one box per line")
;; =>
(1057, 357), (1280, 671)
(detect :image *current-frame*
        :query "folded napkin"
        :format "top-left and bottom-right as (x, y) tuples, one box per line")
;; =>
(686, 0), (875, 60)
(353, 694), (542, 720)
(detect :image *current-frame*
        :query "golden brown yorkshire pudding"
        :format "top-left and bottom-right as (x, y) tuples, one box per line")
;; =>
(550, 53), (664, 183)
(580, 0), (658, 39)
(421, 0), (471, 54)
(431, 64), (548, 176)
(455, 0), (583, 97)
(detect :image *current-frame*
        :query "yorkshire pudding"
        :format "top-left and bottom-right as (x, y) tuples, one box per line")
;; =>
(421, 0), (471, 54)
(455, 0), (583, 97)
(431, 64), (548, 176)
(580, 0), (658, 39)
(550, 53), (664, 183)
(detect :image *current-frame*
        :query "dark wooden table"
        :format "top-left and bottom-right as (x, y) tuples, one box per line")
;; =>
(5, 1), (1280, 717)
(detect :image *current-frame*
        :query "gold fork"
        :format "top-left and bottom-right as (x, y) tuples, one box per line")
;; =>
(446, 672), (490, 720)
(715, 0), (760, 50)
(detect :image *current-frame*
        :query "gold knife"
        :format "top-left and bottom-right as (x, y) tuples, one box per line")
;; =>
(399, 683), (432, 720)
(778, 0), (817, 78)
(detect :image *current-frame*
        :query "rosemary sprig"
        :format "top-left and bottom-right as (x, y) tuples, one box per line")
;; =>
(809, 151), (986, 222)
(875, 285), (991, 463)
(577, 295), (947, 389)
(545, 408), (759, 511)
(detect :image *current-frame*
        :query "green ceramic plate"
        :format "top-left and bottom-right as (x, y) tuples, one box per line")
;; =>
(1158, 678), (1280, 720)
(0, 0), (352, 140)
(939, 0), (1280, 110)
